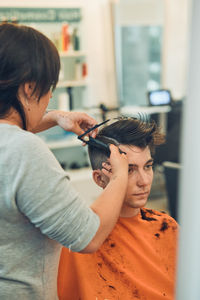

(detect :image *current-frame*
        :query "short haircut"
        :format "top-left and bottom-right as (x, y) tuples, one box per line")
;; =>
(88, 117), (165, 170)
(0, 23), (60, 129)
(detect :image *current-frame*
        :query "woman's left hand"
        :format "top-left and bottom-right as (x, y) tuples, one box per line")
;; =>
(55, 111), (98, 137)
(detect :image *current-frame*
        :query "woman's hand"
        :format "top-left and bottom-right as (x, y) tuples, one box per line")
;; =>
(102, 144), (128, 180)
(55, 111), (98, 137)
(86, 144), (128, 253)
(32, 110), (97, 135)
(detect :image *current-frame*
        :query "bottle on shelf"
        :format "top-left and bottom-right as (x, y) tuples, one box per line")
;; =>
(62, 23), (70, 52)
(82, 62), (88, 78)
(71, 27), (80, 51)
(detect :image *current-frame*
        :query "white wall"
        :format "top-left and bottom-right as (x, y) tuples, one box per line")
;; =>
(162, 0), (191, 100)
(84, 0), (117, 108)
(0, 0), (85, 8)
(114, 0), (164, 26)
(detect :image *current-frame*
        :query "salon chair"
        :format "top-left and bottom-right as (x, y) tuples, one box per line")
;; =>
(162, 161), (181, 221)
(153, 100), (183, 221)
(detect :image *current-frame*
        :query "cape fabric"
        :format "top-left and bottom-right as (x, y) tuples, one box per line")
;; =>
(58, 208), (178, 300)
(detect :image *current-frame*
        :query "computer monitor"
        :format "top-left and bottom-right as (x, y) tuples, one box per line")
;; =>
(148, 89), (172, 106)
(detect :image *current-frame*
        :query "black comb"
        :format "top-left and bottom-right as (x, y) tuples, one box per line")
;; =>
(77, 119), (126, 156)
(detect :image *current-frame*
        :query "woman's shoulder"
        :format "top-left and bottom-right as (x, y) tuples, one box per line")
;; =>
(2, 125), (52, 163)
(5, 126), (63, 174)
(10, 126), (48, 151)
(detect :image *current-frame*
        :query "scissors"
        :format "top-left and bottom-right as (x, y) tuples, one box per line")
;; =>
(77, 119), (126, 156)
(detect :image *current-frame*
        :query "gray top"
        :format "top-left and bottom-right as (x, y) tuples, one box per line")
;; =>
(0, 124), (100, 299)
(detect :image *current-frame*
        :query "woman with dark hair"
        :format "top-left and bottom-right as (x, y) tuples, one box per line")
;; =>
(0, 23), (128, 299)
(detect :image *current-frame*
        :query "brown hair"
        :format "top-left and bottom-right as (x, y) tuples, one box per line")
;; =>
(88, 117), (165, 170)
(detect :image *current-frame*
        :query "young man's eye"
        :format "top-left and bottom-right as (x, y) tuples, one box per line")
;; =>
(128, 168), (135, 174)
(145, 164), (153, 170)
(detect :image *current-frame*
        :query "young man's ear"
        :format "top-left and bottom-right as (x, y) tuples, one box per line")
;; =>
(92, 170), (109, 189)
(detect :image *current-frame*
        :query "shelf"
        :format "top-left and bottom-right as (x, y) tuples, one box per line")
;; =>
(46, 138), (81, 150)
(59, 51), (87, 57)
(120, 105), (171, 115)
(56, 79), (88, 88)
(162, 161), (182, 169)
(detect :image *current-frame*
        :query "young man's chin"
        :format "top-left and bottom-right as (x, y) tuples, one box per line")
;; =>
(127, 197), (148, 209)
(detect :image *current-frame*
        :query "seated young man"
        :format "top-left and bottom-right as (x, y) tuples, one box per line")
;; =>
(57, 117), (178, 300)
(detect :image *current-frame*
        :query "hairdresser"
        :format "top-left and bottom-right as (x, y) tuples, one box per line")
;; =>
(0, 23), (128, 299)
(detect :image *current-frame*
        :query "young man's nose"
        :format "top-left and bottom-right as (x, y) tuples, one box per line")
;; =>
(137, 171), (151, 186)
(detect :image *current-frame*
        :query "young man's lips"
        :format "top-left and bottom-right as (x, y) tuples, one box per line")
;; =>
(134, 192), (149, 196)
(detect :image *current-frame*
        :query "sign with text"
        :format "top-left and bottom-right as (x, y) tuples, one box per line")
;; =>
(0, 7), (81, 23)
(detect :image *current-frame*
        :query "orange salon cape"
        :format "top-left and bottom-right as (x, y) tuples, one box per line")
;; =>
(58, 208), (178, 300)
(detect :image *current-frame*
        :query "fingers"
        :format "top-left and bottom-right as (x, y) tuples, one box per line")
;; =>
(109, 144), (128, 175)
(77, 113), (98, 137)
(101, 162), (112, 177)
(109, 144), (118, 153)
(102, 162), (111, 172)
(79, 113), (97, 129)
(90, 128), (98, 138)
(109, 144), (126, 157)
(65, 112), (97, 136)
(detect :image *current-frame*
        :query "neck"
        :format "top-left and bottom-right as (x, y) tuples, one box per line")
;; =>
(0, 109), (23, 128)
(119, 206), (140, 218)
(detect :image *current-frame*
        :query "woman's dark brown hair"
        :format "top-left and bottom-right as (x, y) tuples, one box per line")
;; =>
(0, 23), (60, 129)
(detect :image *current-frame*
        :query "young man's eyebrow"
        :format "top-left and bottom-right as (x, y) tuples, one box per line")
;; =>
(128, 159), (154, 167)
(146, 159), (154, 164)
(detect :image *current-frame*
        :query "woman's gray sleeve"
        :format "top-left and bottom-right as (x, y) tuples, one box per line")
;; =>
(13, 134), (100, 252)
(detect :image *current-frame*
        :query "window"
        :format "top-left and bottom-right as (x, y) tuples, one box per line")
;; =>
(116, 25), (163, 106)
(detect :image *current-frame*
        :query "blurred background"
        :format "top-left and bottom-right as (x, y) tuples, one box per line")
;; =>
(2, 1), (200, 298)
(0, 0), (188, 218)
(0, 0), (188, 220)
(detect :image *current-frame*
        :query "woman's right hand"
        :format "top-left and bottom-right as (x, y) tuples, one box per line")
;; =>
(84, 144), (128, 253)
(102, 144), (128, 180)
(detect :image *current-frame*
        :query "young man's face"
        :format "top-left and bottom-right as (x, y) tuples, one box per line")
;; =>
(119, 145), (153, 217)
(94, 145), (154, 217)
